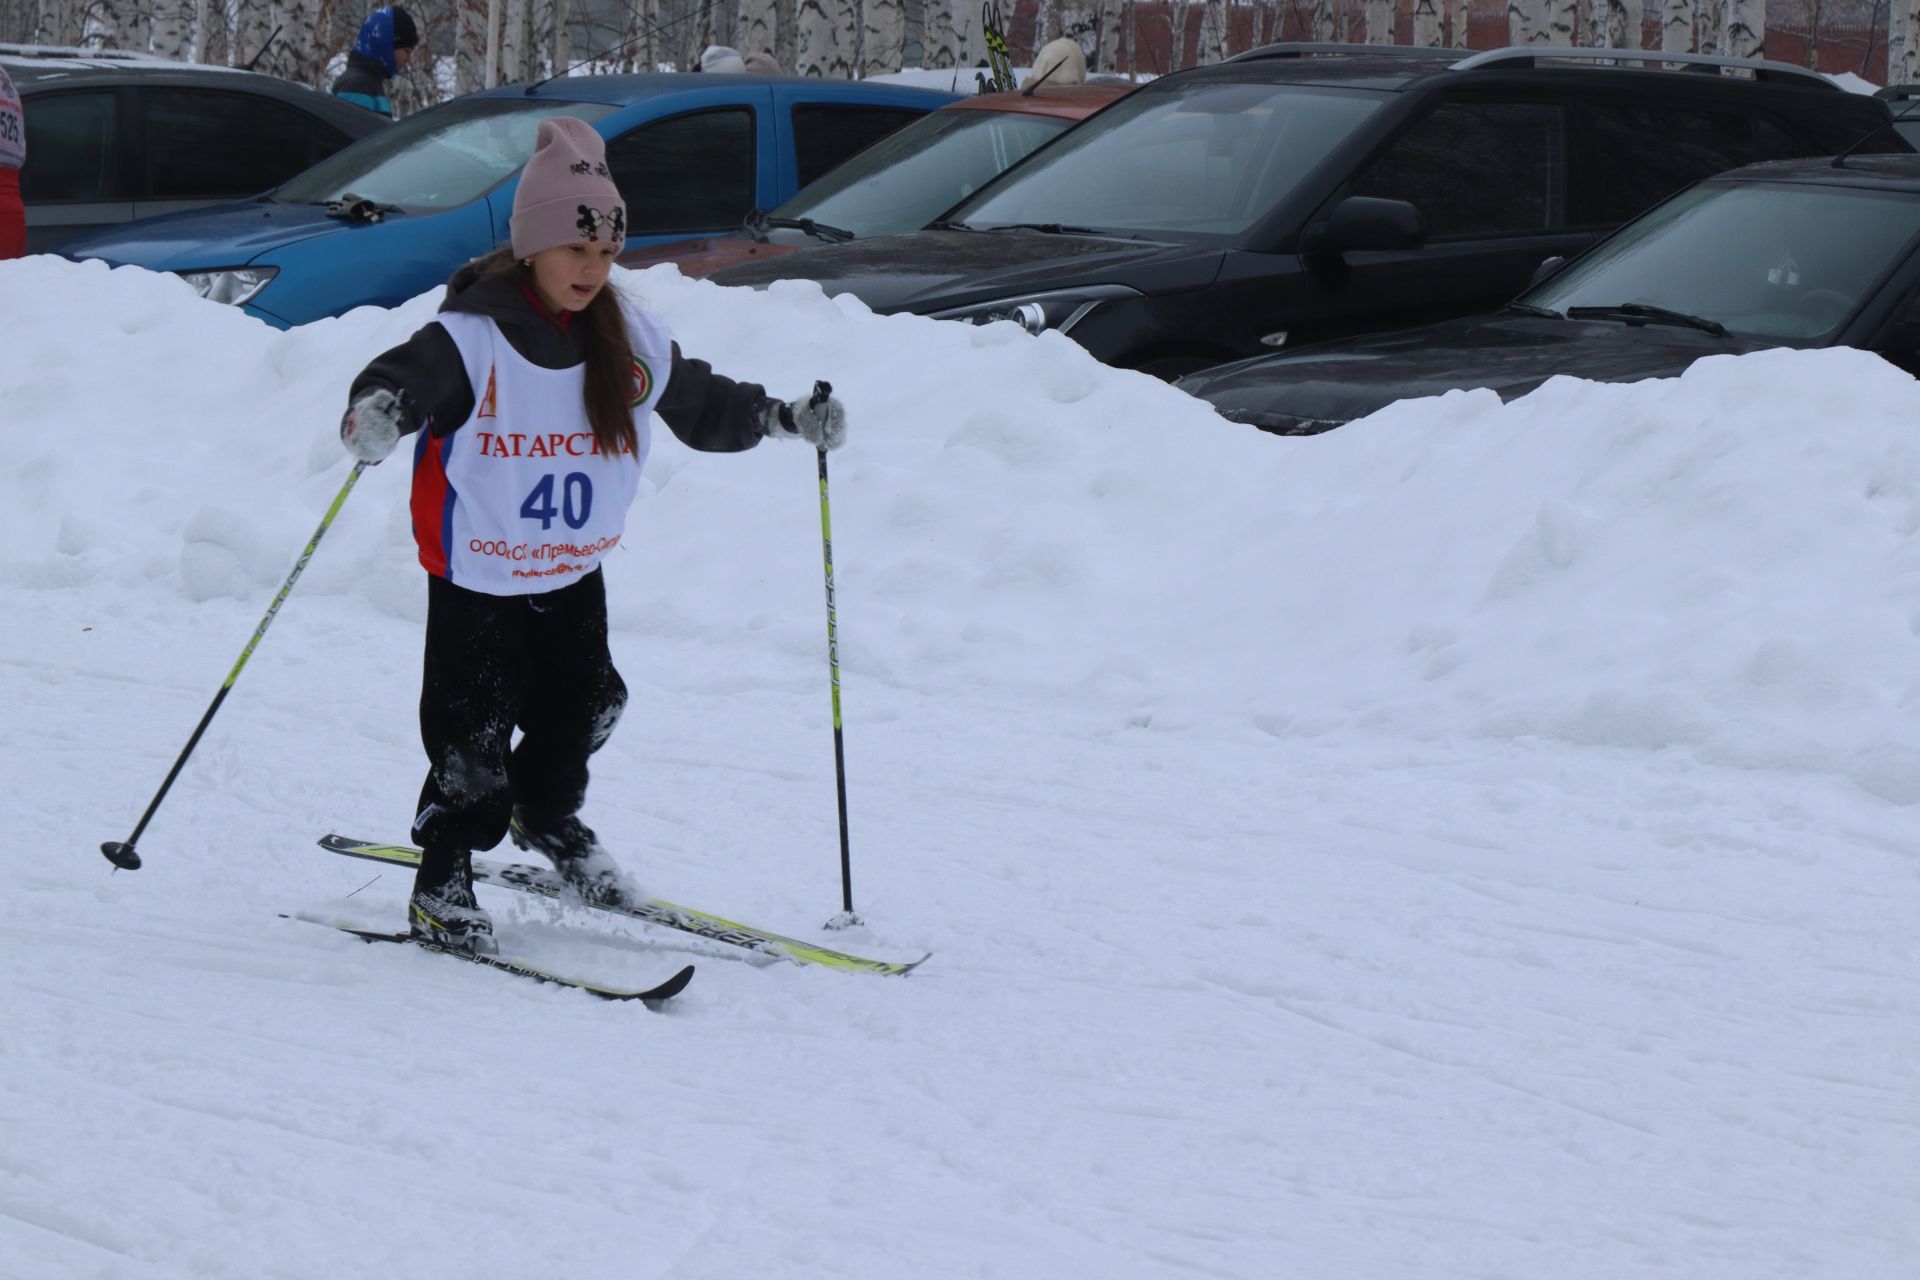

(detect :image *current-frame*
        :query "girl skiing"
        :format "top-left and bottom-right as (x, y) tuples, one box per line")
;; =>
(339, 117), (845, 954)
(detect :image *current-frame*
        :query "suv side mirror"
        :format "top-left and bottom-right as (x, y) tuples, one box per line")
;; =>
(1314, 196), (1428, 254)
(1529, 255), (1568, 288)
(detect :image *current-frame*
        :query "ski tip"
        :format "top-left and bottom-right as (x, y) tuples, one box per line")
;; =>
(642, 964), (697, 1005)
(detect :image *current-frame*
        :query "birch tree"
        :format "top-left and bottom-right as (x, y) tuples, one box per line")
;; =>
(1660, 0), (1690, 48)
(1413, 0), (1441, 45)
(549, 0), (570, 73)
(776, 0), (796, 75)
(229, 0), (272, 66)
(740, 0), (778, 61)
(1695, 0), (1723, 51)
(1449, 0), (1469, 44)
(1547, 0), (1577, 41)
(454, 0), (484, 93)
(34, 0), (73, 46)
(1095, 0), (1120, 69)
(796, 0), (854, 75)
(1198, 0), (1227, 60)
(862, 0), (905, 73)
(1312, 0), (1334, 41)
(1723, 0), (1762, 55)
(266, 0), (324, 84)
(149, 0), (188, 56)
(1165, 0), (1189, 69)
(1889, 0), (1920, 80)
(1508, 0), (1550, 44)
(499, 0), (528, 81)
(1364, 0), (1391, 40)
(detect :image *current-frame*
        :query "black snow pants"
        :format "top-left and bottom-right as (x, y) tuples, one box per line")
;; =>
(411, 568), (627, 856)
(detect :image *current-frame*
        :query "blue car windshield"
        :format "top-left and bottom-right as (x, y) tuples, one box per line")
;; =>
(275, 98), (618, 212)
(948, 82), (1385, 241)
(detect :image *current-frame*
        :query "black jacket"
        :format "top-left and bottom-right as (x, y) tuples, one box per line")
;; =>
(330, 51), (392, 114)
(349, 260), (776, 453)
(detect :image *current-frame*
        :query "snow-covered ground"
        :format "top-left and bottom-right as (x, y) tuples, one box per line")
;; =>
(3, 254), (1918, 1278)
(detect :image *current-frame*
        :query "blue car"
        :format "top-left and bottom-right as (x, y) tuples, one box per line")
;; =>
(60, 74), (957, 326)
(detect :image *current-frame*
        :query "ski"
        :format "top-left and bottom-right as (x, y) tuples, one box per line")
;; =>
(977, 0), (1015, 93)
(317, 834), (929, 976)
(286, 913), (695, 1004)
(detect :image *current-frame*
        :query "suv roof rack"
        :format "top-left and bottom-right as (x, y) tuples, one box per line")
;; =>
(0, 42), (177, 62)
(1450, 46), (1838, 90)
(1875, 82), (1920, 100)
(1229, 42), (1453, 63)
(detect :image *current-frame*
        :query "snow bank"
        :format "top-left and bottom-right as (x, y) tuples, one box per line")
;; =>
(10, 255), (1920, 801)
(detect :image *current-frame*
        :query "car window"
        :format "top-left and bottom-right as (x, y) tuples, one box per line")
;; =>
(274, 97), (618, 211)
(778, 109), (1068, 237)
(142, 89), (346, 200)
(1576, 104), (1824, 226)
(1527, 181), (1920, 343)
(792, 104), (923, 187)
(1351, 101), (1564, 239)
(19, 89), (120, 201)
(951, 81), (1386, 242)
(605, 108), (754, 234)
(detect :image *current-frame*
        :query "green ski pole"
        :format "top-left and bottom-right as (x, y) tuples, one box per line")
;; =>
(808, 381), (860, 928)
(101, 462), (370, 871)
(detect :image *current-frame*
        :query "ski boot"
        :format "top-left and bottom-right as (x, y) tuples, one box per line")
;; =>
(509, 809), (640, 909)
(409, 848), (497, 954)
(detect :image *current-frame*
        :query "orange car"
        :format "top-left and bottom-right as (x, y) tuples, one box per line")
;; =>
(618, 83), (1132, 278)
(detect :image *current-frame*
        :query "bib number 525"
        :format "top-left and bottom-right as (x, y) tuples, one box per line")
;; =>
(520, 472), (592, 531)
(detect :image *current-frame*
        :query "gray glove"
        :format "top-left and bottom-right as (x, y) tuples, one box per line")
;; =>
(340, 387), (409, 464)
(762, 381), (847, 451)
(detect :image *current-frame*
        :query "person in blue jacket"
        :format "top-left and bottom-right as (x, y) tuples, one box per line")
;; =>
(332, 6), (418, 118)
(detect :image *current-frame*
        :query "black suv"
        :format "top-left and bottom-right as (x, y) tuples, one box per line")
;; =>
(706, 45), (1902, 378)
(1179, 153), (1920, 432)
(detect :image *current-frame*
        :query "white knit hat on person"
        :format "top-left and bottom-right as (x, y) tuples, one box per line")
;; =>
(699, 45), (746, 73)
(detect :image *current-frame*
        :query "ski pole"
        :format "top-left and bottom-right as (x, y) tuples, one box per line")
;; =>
(810, 380), (859, 928)
(101, 462), (370, 871)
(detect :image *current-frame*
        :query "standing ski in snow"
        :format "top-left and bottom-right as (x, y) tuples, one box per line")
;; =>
(339, 117), (846, 954)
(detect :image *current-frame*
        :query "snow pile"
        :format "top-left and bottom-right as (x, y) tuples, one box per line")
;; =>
(4, 254), (1919, 1280)
(13, 255), (1920, 800)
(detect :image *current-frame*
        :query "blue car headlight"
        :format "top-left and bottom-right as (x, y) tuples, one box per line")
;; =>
(177, 267), (278, 307)
(929, 285), (1141, 336)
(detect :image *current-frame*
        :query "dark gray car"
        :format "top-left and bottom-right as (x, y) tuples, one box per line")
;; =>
(3, 48), (387, 252)
(1177, 154), (1920, 432)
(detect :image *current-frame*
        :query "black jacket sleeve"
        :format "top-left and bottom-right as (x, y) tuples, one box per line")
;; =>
(653, 343), (777, 453)
(347, 321), (474, 439)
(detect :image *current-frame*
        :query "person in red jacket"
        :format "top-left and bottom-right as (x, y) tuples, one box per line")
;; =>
(339, 118), (846, 954)
(0, 64), (25, 259)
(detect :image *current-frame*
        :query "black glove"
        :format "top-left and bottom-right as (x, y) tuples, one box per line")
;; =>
(340, 387), (409, 464)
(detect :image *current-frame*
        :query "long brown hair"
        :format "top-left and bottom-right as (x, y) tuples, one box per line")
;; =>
(468, 247), (638, 458)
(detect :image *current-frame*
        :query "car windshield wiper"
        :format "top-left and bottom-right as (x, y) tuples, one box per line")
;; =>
(979, 221), (1110, 236)
(742, 209), (855, 244)
(928, 219), (980, 232)
(1503, 301), (1562, 319)
(1566, 302), (1729, 337)
(323, 192), (401, 223)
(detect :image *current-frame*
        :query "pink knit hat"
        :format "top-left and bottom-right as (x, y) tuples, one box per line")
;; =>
(510, 117), (626, 259)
